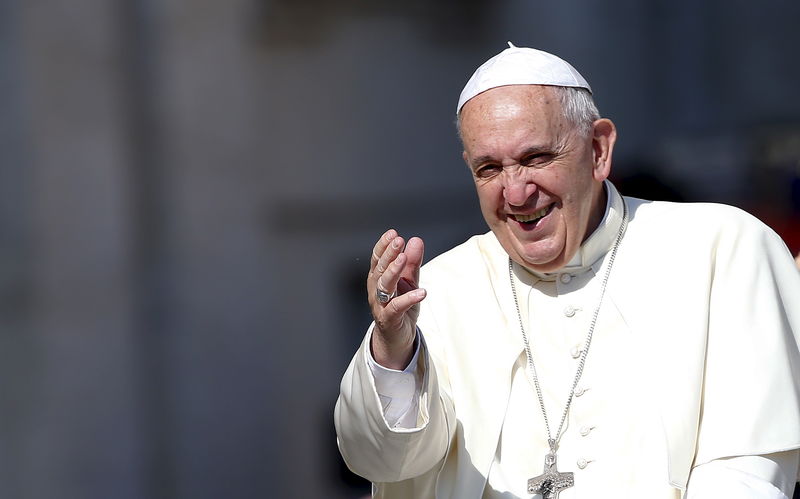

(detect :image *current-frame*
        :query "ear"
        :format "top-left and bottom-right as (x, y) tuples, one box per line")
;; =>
(591, 118), (616, 182)
(462, 150), (472, 171)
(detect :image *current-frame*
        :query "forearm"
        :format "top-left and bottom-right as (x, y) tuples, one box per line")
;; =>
(367, 329), (422, 429)
(334, 326), (453, 483)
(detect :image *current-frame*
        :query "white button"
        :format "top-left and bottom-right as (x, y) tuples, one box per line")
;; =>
(560, 273), (572, 284)
(570, 345), (582, 359)
(577, 458), (588, 469)
(575, 387), (587, 397)
(564, 306), (576, 317)
(580, 426), (594, 437)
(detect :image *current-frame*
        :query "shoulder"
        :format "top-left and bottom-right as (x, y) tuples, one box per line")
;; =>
(626, 196), (760, 226)
(624, 197), (783, 247)
(617, 197), (795, 284)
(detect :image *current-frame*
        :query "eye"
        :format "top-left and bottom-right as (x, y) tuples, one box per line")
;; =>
(521, 153), (554, 167)
(474, 164), (502, 179)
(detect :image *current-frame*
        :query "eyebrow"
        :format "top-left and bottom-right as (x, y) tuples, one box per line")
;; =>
(469, 145), (553, 170)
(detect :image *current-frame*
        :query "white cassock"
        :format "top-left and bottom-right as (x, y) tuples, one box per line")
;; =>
(335, 181), (800, 498)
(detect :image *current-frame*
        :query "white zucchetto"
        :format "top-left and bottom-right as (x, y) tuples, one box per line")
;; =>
(457, 42), (592, 114)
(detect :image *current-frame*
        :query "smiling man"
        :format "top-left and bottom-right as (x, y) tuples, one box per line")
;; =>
(461, 83), (614, 273)
(335, 44), (800, 498)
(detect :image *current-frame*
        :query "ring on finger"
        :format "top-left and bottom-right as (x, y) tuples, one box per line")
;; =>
(376, 288), (396, 304)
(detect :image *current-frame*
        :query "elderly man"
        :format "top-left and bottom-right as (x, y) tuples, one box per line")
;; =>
(335, 44), (800, 498)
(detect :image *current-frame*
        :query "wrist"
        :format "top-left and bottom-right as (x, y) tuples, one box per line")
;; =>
(370, 326), (417, 370)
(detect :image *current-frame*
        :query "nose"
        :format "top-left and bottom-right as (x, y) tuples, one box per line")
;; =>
(502, 168), (536, 207)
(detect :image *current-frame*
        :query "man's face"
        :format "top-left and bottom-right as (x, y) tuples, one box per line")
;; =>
(460, 85), (614, 273)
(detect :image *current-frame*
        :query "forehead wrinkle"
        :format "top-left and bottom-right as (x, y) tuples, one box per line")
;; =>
(462, 85), (573, 166)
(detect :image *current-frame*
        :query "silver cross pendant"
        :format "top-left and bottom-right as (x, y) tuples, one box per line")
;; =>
(527, 452), (574, 499)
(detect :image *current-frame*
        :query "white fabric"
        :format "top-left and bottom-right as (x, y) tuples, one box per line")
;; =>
(456, 42), (592, 114)
(370, 341), (799, 498)
(367, 335), (421, 429)
(336, 181), (800, 498)
(485, 257), (679, 498)
(686, 452), (799, 498)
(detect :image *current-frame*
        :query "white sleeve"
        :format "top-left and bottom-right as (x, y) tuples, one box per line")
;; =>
(685, 450), (799, 499)
(366, 330), (423, 429)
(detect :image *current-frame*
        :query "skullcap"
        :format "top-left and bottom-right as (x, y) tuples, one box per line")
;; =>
(457, 42), (592, 114)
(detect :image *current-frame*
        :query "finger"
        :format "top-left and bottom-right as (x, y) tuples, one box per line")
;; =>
(376, 252), (406, 298)
(375, 236), (404, 276)
(370, 229), (397, 271)
(402, 237), (425, 286)
(378, 288), (427, 326)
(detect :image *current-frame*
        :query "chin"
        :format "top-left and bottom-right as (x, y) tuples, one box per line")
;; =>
(514, 243), (564, 269)
(509, 250), (558, 271)
(520, 258), (563, 273)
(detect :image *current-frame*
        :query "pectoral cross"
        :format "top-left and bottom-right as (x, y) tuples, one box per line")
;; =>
(527, 451), (574, 499)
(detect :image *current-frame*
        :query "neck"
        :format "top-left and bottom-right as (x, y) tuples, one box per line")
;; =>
(582, 182), (608, 245)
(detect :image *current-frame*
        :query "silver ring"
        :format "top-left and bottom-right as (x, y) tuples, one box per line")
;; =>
(376, 288), (396, 304)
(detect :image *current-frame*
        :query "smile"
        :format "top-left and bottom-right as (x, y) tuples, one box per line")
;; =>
(512, 205), (552, 225)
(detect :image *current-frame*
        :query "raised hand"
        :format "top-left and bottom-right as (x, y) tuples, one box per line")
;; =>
(367, 229), (426, 370)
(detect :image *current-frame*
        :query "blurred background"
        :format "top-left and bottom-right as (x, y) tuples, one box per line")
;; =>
(1, 0), (799, 497)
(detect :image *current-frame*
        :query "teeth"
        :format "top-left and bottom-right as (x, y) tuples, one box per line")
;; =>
(515, 207), (548, 223)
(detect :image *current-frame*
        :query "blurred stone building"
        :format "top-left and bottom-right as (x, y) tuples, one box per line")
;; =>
(0, 0), (798, 498)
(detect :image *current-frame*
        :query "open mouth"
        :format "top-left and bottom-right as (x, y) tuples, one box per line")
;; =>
(512, 205), (553, 227)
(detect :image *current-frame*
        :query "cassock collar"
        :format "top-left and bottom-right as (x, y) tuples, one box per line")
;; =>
(521, 180), (625, 281)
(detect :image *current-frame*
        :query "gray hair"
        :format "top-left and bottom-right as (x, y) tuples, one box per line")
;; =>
(456, 85), (600, 141)
(552, 86), (600, 137)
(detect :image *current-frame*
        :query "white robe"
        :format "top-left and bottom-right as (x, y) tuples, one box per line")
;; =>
(335, 182), (800, 498)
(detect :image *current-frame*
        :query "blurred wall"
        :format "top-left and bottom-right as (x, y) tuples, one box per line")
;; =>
(1, 0), (798, 498)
